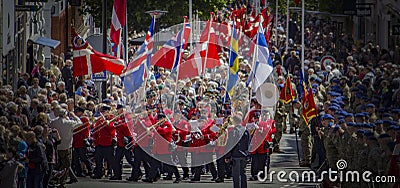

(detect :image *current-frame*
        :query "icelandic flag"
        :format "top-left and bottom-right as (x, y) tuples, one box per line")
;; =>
(248, 21), (273, 92)
(122, 16), (155, 94)
(151, 18), (191, 71)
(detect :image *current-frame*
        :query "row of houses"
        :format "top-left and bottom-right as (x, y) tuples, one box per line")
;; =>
(0, 0), (93, 91)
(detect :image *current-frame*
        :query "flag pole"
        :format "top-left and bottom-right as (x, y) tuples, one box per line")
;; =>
(223, 19), (234, 104)
(285, 0), (289, 53)
(301, 0), (305, 79)
(275, 0), (278, 47)
(124, 0), (128, 64)
(202, 12), (214, 76)
(142, 14), (156, 109)
(248, 17), (261, 114)
(172, 17), (188, 113)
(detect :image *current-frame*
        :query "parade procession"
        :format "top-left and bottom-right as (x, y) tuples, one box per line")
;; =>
(0, 0), (400, 188)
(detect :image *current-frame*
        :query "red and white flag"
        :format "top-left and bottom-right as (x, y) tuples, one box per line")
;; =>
(72, 28), (125, 77)
(179, 18), (220, 79)
(110, 0), (126, 57)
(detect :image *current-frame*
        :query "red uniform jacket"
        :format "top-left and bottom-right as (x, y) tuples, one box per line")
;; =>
(92, 115), (116, 147)
(115, 115), (132, 147)
(173, 119), (191, 152)
(190, 119), (217, 153)
(250, 119), (276, 154)
(73, 116), (90, 148)
(134, 114), (155, 148)
(152, 120), (173, 155)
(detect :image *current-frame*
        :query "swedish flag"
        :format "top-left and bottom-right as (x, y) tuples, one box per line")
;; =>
(226, 22), (239, 98)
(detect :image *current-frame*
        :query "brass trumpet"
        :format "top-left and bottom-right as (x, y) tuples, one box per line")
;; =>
(90, 111), (148, 135)
(125, 118), (167, 150)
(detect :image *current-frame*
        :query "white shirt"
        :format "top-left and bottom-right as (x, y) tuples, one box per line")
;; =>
(50, 116), (82, 150)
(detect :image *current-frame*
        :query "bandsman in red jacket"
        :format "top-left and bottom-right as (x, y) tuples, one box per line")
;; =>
(113, 104), (134, 180)
(90, 105), (117, 180)
(249, 114), (276, 181)
(129, 107), (155, 182)
(189, 109), (218, 182)
(72, 107), (92, 177)
(171, 111), (191, 180)
(143, 113), (181, 183)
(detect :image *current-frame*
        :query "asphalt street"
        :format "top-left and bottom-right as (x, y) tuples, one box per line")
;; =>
(67, 133), (318, 188)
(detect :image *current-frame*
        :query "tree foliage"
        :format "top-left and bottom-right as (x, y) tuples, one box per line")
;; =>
(82, 0), (229, 33)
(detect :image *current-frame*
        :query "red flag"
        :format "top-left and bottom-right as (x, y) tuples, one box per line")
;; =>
(72, 28), (125, 77)
(110, 0), (126, 57)
(302, 87), (317, 125)
(180, 19), (220, 79)
(294, 0), (300, 5)
(279, 75), (295, 104)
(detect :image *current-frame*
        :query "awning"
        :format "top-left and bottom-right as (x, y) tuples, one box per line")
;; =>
(29, 35), (60, 49)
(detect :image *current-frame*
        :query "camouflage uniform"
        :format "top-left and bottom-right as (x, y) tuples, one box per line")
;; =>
(368, 145), (382, 174)
(298, 107), (312, 164)
(323, 129), (339, 170)
(274, 101), (285, 151)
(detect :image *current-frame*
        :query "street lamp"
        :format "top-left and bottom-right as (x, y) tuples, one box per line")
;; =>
(145, 10), (168, 52)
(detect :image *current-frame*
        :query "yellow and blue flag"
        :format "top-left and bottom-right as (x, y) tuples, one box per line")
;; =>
(226, 21), (239, 98)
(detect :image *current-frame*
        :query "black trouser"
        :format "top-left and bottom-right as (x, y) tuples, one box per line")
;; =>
(149, 154), (180, 180)
(174, 150), (189, 177)
(114, 146), (135, 178)
(232, 157), (247, 188)
(251, 153), (267, 178)
(43, 163), (54, 188)
(131, 146), (151, 180)
(192, 153), (217, 180)
(93, 145), (116, 177)
(72, 147), (92, 175)
(216, 153), (227, 179)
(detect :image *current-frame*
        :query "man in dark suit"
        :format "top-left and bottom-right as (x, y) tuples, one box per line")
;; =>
(225, 115), (250, 188)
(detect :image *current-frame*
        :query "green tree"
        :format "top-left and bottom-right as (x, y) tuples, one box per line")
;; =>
(82, 0), (228, 33)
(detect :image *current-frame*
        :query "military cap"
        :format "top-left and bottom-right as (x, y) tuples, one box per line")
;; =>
(392, 109), (400, 113)
(324, 114), (334, 120)
(383, 113), (392, 118)
(345, 113), (354, 118)
(387, 125), (396, 131)
(338, 119), (345, 124)
(347, 122), (356, 127)
(356, 129), (365, 134)
(328, 106), (338, 111)
(333, 125), (340, 132)
(312, 89), (317, 94)
(364, 131), (374, 137)
(366, 103), (375, 108)
(355, 113), (365, 118)
(378, 133), (390, 139)
(375, 119), (383, 124)
(315, 78), (322, 83)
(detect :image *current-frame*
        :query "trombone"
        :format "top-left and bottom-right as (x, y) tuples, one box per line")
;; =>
(125, 118), (167, 150)
(89, 111), (147, 135)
